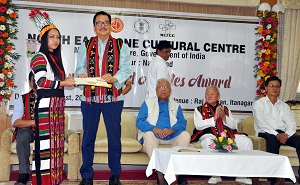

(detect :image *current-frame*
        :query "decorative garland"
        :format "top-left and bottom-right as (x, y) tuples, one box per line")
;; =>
(254, 12), (278, 99)
(0, 0), (20, 102)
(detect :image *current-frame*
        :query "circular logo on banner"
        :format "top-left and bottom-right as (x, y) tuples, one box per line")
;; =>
(133, 18), (150, 34)
(111, 18), (124, 33)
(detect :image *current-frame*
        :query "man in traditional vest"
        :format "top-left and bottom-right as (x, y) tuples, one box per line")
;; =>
(75, 11), (131, 185)
(136, 78), (190, 185)
(12, 72), (36, 185)
(190, 86), (253, 184)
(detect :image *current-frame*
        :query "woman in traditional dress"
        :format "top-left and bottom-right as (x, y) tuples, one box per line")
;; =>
(29, 9), (75, 185)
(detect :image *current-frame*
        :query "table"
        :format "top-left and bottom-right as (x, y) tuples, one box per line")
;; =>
(146, 148), (296, 185)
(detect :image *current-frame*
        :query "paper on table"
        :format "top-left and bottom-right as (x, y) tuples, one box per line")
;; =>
(75, 77), (112, 88)
(172, 146), (200, 152)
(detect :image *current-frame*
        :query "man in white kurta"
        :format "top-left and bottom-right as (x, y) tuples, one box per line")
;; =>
(146, 40), (172, 98)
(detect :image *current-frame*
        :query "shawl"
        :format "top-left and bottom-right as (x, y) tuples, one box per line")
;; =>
(12, 90), (35, 141)
(190, 101), (243, 142)
(84, 35), (123, 103)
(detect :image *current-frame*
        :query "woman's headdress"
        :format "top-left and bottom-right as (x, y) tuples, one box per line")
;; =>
(29, 8), (57, 38)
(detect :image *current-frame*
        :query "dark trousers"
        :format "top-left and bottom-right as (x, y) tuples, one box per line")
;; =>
(16, 128), (34, 174)
(80, 101), (124, 179)
(258, 132), (300, 176)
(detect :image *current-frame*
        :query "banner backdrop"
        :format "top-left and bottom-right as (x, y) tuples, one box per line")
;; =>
(12, 7), (258, 111)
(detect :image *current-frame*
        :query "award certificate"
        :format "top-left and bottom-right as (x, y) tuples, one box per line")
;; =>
(75, 77), (112, 88)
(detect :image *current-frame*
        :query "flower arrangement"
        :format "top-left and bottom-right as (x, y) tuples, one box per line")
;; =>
(253, 12), (278, 99)
(0, 0), (20, 102)
(210, 131), (238, 152)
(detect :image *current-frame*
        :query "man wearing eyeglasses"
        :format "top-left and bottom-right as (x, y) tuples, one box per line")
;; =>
(253, 76), (300, 184)
(146, 40), (172, 99)
(75, 11), (131, 185)
(136, 78), (190, 185)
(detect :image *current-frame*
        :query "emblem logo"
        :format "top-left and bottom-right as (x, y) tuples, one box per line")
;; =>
(111, 18), (124, 33)
(133, 18), (150, 34)
(159, 20), (176, 37)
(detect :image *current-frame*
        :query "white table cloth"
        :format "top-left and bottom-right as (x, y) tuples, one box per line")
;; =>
(146, 148), (296, 184)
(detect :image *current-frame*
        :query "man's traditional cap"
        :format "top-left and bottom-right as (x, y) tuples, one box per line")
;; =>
(29, 8), (57, 38)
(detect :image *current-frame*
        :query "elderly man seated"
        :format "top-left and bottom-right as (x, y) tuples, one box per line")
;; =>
(190, 86), (253, 185)
(136, 78), (190, 185)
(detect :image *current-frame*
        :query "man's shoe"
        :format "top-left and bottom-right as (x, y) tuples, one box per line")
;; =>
(79, 178), (93, 185)
(235, 177), (252, 185)
(109, 175), (121, 185)
(178, 176), (188, 185)
(208, 176), (222, 184)
(14, 173), (29, 185)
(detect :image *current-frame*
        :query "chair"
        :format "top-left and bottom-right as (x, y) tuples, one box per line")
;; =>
(0, 114), (80, 181)
(291, 103), (300, 131)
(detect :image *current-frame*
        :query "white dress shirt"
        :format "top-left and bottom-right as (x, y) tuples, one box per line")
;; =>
(11, 97), (24, 126)
(252, 96), (296, 137)
(146, 55), (170, 99)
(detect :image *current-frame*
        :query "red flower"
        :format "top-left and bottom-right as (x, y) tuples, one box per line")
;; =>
(261, 30), (267, 36)
(29, 12), (35, 18)
(258, 38), (264, 42)
(259, 20), (264, 25)
(0, 31), (2, 37)
(0, 6), (7, 13)
(29, 8), (41, 18)
(266, 17), (273, 23)
(273, 20), (278, 26)
(270, 62), (276, 69)
(268, 45), (274, 51)
(270, 71), (276, 76)
(0, 48), (4, 55)
(261, 65), (267, 71)
(256, 89), (262, 95)
(263, 68), (270, 74)
(0, 59), (2, 64)
(43, 12), (49, 18)
(258, 45), (264, 50)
